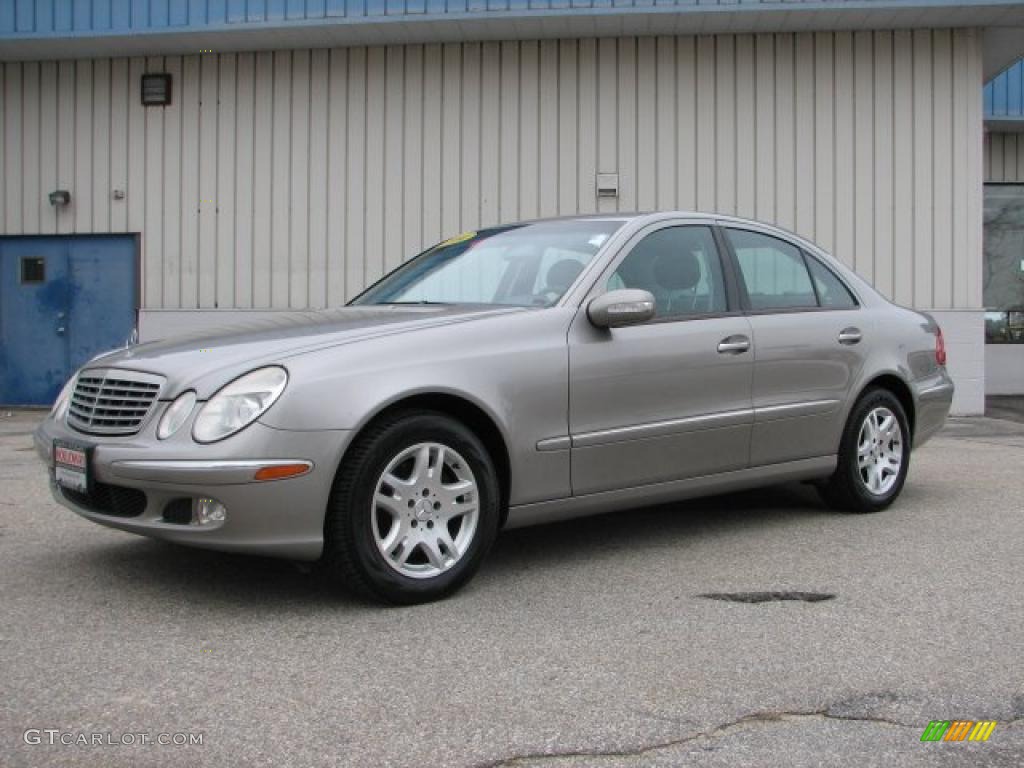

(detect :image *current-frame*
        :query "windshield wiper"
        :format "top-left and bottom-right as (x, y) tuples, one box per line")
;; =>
(377, 300), (452, 306)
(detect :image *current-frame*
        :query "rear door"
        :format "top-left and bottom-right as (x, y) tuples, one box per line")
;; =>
(0, 235), (138, 405)
(67, 236), (138, 368)
(0, 239), (70, 405)
(568, 222), (754, 495)
(720, 225), (869, 466)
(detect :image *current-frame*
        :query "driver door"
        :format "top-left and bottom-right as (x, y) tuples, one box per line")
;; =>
(568, 223), (754, 495)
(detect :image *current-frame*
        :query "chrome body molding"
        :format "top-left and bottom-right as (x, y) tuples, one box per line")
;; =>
(569, 401), (840, 448)
(571, 409), (753, 448)
(753, 399), (841, 421)
(536, 436), (571, 452)
(109, 459), (314, 485)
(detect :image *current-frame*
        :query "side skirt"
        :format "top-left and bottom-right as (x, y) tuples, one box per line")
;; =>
(504, 455), (837, 529)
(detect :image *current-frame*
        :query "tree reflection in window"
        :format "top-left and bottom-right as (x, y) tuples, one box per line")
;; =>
(983, 184), (1024, 343)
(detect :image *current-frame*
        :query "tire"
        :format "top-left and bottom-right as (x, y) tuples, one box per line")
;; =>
(321, 410), (501, 604)
(818, 388), (911, 513)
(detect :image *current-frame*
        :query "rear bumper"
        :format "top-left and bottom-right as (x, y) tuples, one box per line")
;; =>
(35, 415), (352, 561)
(912, 370), (955, 449)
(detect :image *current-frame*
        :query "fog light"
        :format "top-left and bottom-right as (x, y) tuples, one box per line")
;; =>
(194, 498), (227, 526)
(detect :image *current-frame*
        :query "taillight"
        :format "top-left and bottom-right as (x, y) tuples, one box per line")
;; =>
(935, 326), (947, 367)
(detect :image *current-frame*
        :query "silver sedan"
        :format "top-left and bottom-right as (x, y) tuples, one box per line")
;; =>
(34, 212), (954, 603)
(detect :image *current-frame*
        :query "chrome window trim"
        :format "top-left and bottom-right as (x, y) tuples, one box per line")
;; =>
(715, 218), (866, 309)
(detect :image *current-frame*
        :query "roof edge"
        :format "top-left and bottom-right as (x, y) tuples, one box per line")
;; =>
(2, 2), (1023, 62)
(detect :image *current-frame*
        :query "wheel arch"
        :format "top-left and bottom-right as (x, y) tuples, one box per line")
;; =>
(857, 373), (916, 439)
(338, 391), (513, 527)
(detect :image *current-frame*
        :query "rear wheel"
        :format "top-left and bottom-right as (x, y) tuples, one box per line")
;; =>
(321, 411), (500, 604)
(818, 388), (911, 513)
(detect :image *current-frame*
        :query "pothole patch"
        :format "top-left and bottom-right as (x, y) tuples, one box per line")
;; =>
(698, 591), (836, 604)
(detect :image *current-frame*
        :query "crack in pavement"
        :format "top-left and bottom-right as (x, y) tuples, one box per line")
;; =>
(472, 709), (920, 767)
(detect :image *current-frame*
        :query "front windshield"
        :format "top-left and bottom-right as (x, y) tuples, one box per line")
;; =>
(351, 219), (625, 308)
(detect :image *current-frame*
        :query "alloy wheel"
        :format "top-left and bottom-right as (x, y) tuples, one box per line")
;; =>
(857, 406), (903, 496)
(371, 442), (480, 579)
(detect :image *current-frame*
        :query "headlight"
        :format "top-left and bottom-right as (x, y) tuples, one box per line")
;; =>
(157, 391), (197, 440)
(51, 376), (77, 421)
(192, 367), (288, 443)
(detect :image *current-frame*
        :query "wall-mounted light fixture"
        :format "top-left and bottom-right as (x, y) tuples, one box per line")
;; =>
(48, 190), (71, 207)
(141, 73), (172, 106)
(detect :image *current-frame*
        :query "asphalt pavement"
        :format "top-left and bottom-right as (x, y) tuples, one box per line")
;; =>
(1, 410), (1022, 767)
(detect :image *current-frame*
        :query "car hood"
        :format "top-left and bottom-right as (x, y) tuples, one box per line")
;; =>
(86, 305), (524, 397)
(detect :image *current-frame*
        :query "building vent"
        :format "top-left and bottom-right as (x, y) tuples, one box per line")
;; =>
(141, 74), (172, 106)
(596, 173), (619, 198)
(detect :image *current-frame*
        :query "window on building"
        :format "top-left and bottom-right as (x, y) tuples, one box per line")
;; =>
(984, 184), (1024, 343)
(607, 226), (728, 319)
(20, 257), (45, 284)
(725, 229), (817, 310)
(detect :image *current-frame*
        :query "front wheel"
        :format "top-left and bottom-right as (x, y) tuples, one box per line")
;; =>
(321, 411), (501, 604)
(818, 388), (911, 513)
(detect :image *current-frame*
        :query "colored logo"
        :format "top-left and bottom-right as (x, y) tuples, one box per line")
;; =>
(920, 720), (997, 742)
(438, 232), (477, 247)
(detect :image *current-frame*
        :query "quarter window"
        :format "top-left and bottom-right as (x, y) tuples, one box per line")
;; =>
(725, 229), (817, 311)
(805, 256), (858, 309)
(607, 226), (728, 319)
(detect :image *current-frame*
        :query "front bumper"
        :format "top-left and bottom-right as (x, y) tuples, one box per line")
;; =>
(34, 414), (352, 561)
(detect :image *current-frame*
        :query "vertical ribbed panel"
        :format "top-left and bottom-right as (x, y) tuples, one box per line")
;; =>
(984, 60), (1024, 120)
(0, 30), (984, 311)
(985, 133), (1024, 182)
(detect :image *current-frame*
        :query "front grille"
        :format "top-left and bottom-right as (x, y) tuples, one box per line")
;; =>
(60, 482), (147, 518)
(67, 369), (163, 436)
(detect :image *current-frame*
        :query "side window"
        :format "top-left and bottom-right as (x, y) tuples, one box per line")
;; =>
(725, 229), (817, 311)
(805, 256), (858, 309)
(607, 226), (728, 319)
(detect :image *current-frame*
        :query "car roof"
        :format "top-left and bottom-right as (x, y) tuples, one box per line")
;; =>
(481, 212), (828, 265)
(524, 211), (805, 241)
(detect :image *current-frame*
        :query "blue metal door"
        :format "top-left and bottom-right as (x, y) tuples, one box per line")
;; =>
(0, 236), (138, 405)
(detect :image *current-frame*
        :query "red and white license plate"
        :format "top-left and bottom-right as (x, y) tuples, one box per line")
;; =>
(54, 442), (89, 493)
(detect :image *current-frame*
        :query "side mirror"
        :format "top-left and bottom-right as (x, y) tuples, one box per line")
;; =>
(587, 289), (656, 329)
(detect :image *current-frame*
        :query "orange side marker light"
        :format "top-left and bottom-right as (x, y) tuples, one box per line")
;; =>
(254, 463), (311, 481)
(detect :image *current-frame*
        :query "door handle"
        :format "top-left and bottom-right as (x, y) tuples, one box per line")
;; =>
(838, 327), (862, 345)
(717, 335), (750, 354)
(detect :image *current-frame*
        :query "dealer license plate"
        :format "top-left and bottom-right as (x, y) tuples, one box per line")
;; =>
(54, 441), (89, 493)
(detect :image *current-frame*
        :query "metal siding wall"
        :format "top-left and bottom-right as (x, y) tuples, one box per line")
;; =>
(985, 132), (1024, 182)
(985, 60), (1024, 120)
(0, 30), (984, 311)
